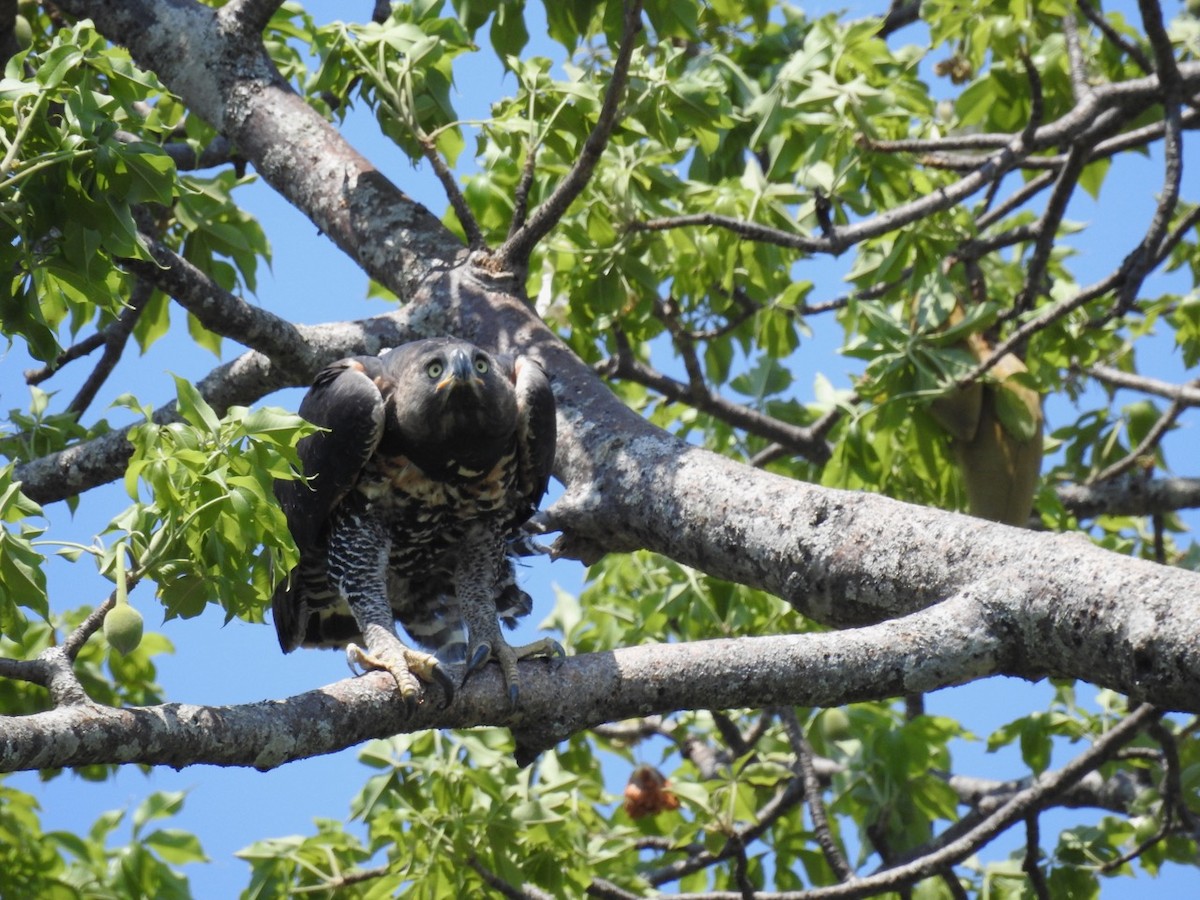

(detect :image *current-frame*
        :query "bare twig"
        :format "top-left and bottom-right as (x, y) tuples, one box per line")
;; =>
(728, 833), (757, 900)
(507, 140), (540, 240)
(1087, 394), (1188, 484)
(1110, 0), (1184, 315)
(420, 131), (484, 249)
(1149, 718), (1198, 832)
(598, 337), (831, 464)
(61, 592), (118, 663)
(66, 278), (154, 417)
(654, 298), (709, 398)
(1087, 365), (1200, 407)
(748, 402), (847, 468)
(780, 708), (856, 883)
(1077, 0), (1152, 74)
(23, 332), (107, 386)
(1023, 814), (1051, 900)
(498, 0), (643, 269)
(1063, 12), (1093, 102)
(468, 853), (555, 900)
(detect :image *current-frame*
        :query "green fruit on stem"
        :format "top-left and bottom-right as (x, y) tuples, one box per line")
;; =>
(13, 15), (33, 49)
(819, 708), (852, 742)
(104, 603), (144, 655)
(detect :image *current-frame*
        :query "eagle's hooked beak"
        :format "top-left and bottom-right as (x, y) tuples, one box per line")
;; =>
(436, 348), (482, 393)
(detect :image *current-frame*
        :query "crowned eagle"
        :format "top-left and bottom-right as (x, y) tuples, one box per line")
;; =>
(271, 337), (559, 712)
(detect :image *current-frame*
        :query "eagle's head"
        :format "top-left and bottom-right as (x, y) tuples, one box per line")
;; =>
(377, 338), (518, 475)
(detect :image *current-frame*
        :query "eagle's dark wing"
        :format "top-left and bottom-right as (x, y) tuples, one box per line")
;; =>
(271, 356), (386, 651)
(507, 354), (556, 524)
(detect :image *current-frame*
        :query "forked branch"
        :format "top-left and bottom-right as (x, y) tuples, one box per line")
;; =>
(497, 0), (644, 269)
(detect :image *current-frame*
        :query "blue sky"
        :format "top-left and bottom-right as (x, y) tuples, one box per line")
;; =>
(3, 1), (1199, 896)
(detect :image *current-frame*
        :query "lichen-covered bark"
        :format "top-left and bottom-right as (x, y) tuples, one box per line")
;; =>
(1, 596), (1002, 772)
(8, 0), (1195, 773)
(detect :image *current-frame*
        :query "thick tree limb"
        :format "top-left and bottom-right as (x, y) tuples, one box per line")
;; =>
(33, 0), (1200, 736)
(122, 235), (313, 371)
(0, 583), (1192, 774)
(0, 604), (989, 772)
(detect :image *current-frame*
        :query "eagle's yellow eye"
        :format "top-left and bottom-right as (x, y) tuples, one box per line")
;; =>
(426, 360), (444, 379)
(474, 358), (489, 375)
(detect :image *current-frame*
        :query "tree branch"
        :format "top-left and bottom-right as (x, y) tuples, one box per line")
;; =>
(597, 337), (832, 465)
(1, 594), (1000, 772)
(1087, 394), (1188, 484)
(780, 708), (856, 883)
(122, 235), (314, 372)
(496, 0), (643, 270)
(1077, 0), (1152, 74)
(1023, 813), (1051, 900)
(217, 0), (286, 37)
(11, 306), (431, 505)
(662, 705), (1161, 900)
(1012, 142), (1088, 313)
(649, 61), (1200, 262)
(1087, 364), (1200, 407)
(1056, 476), (1200, 519)
(878, 1), (922, 39)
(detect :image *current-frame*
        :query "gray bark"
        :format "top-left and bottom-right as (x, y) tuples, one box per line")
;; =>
(4, 0), (1197, 771)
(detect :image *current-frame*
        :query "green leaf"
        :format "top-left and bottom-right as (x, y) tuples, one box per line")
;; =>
(1019, 715), (1052, 774)
(132, 791), (186, 837)
(992, 378), (1041, 443)
(142, 828), (209, 865)
(171, 375), (220, 433)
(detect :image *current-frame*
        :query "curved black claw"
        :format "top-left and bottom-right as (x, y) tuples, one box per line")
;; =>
(402, 691), (418, 719)
(465, 642), (492, 680)
(432, 662), (456, 709)
(508, 683), (520, 708)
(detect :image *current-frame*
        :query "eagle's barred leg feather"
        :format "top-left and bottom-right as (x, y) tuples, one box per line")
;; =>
(328, 508), (453, 713)
(457, 534), (562, 706)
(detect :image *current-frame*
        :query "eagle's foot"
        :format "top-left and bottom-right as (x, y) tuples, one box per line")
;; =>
(463, 636), (565, 707)
(346, 641), (455, 715)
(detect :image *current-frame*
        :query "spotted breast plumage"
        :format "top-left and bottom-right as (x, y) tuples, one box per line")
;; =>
(271, 337), (560, 712)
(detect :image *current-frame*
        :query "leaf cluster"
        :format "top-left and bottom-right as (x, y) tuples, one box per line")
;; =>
(0, 785), (204, 900)
(111, 380), (312, 622)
